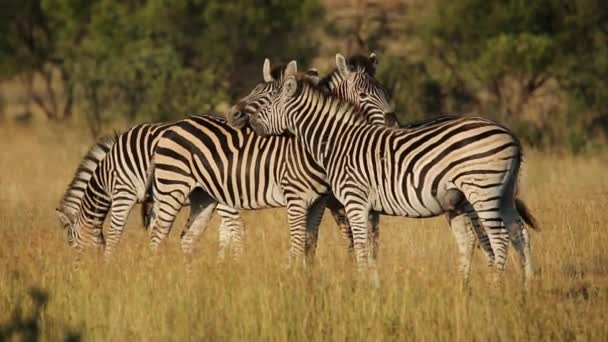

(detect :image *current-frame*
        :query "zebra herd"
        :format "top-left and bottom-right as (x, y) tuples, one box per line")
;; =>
(57, 53), (537, 287)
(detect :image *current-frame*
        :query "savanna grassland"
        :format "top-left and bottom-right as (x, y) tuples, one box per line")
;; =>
(1, 124), (607, 341)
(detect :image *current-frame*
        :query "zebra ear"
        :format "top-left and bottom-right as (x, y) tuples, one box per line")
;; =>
(336, 53), (350, 78)
(263, 58), (273, 82)
(285, 60), (298, 78)
(284, 77), (298, 98)
(305, 68), (320, 85)
(369, 52), (378, 74)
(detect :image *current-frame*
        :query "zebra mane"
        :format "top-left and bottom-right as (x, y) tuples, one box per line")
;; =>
(294, 73), (368, 125)
(318, 54), (376, 89)
(317, 54), (391, 102)
(58, 133), (119, 222)
(344, 54), (377, 75)
(269, 63), (288, 81)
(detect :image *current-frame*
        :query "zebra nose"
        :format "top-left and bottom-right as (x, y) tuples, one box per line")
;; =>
(227, 103), (249, 129)
(228, 102), (243, 116)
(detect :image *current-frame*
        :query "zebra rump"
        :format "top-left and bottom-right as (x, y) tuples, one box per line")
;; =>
(399, 114), (539, 230)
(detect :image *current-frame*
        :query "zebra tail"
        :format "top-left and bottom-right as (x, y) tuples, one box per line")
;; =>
(141, 161), (156, 230)
(141, 195), (154, 230)
(515, 198), (539, 230)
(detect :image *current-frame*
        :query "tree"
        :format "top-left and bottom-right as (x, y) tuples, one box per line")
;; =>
(0, 0), (75, 120)
(422, 0), (608, 121)
(41, 0), (322, 136)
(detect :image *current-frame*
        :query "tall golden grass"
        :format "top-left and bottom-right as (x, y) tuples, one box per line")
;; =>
(1, 124), (607, 341)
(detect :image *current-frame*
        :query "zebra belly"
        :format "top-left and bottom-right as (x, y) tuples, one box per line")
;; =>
(369, 176), (447, 218)
(195, 178), (286, 210)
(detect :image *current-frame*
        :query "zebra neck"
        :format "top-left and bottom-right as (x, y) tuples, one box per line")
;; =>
(290, 88), (364, 160)
(76, 170), (111, 228)
(319, 71), (343, 95)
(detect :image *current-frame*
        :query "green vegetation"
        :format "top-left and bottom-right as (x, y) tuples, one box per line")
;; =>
(0, 0), (322, 134)
(0, 0), (606, 145)
(375, 0), (608, 151)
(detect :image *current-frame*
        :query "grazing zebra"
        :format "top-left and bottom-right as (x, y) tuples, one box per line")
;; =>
(143, 55), (396, 263)
(56, 122), (246, 260)
(244, 68), (537, 286)
(57, 134), (117, 246)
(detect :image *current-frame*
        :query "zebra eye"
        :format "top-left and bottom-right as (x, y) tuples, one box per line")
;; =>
(359, 92), (368, 99)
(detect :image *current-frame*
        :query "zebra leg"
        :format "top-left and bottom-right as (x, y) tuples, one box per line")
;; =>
(466, 206), (495, 269)
(286, 200), (307, 268)
(502, 208), (534, 287)
(369, 212), (380, 262)
(303, 196), (328, 265)
(468, 203), (510, 289)
(180, 192), (217, 273)
(285, 192), (323, 269)
(104, 191), (138, 260)
(521, 227), (533, 284)
(148, 190), (188, 252)
(447, 201), (496, 283)
(216, 205), (244, 261)
(344, 203), (378, 286)
(447, 209), (476, 288)
(326, 196), (355, 260)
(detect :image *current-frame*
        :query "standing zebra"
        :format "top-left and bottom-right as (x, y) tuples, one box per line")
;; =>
(143, 55), (397, 264)
(229, 55), (512, 283)
(244, 68), (536, 285)
(229, 53), (397, 263)
(57, 55), (389, 266)
(56, 122), (246, 260)
(145, 54), (508, 285)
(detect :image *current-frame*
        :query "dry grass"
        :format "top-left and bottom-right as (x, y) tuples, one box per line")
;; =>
(1, 124), (607, 341)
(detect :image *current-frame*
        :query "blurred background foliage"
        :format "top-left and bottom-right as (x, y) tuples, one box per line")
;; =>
(0, 0), (607, 152)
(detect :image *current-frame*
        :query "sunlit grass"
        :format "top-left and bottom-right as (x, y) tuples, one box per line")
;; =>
(1, 125), (607, 341)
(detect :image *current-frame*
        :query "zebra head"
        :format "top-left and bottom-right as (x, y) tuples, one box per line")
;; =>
(249, 62), (303, 136)
(228, 59), (294, 129)
(56, 208), (104, 250)
(228, 60), (319, 129)
(323, 53), (394, 126)
(56, 209), (81, 249)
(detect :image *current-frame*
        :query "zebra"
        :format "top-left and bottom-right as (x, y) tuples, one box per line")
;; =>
(229, 55), (514, 284)
(143, 54), (397, 265)
(243, 67), (537, 286)
(55, 58), (360, 264)
(145, 53), (513, 285)
(56, 122), (246, 260)
(229, 53), (398, 263)
(57, 134), (117, 247)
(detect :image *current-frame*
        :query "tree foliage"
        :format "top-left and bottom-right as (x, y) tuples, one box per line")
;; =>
(2, 0), (607, 151)
(0, 0), (73, 120)
(1, 0), (322, 135)
(427, 0), (608, 114)
(373, 0), (608, 150)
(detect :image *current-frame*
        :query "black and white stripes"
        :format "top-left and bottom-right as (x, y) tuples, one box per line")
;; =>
(144, 55), (397, 265)
(247, 70), (534, 284)
(57, 122), (246, 262)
